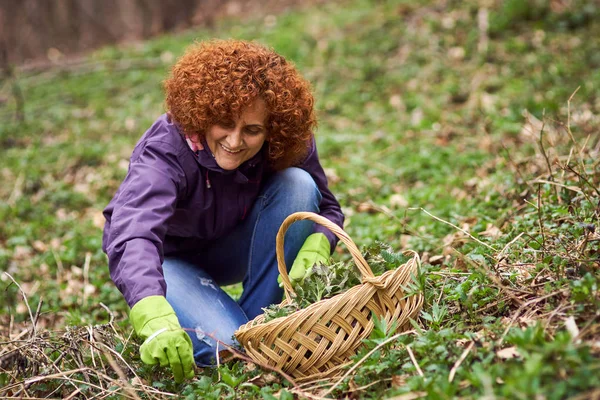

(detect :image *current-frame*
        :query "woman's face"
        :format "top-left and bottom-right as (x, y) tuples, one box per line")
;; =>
(205, 98), (268, 171)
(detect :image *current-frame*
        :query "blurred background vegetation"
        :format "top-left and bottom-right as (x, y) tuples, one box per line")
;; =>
(1, 0), (599, 398)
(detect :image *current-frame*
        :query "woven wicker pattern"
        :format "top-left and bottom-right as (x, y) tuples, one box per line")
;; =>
(235, 212), (423, 380)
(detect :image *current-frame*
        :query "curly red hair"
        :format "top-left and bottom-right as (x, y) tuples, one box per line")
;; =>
(164, 39), (316, 170)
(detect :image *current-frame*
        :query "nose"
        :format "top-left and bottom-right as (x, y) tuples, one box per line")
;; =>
(225, 128), (243, 149)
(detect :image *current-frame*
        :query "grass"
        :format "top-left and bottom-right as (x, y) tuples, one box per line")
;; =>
(1, 0), (599, 398)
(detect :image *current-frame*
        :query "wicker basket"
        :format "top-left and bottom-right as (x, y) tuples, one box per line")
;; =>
(234, 212), (423, 381)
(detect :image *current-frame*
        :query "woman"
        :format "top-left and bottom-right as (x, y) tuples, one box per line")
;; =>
(102, 39), (344, 382)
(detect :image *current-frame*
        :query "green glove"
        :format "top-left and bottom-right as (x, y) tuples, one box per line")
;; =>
(130, 296), (195, 383)
(286, 233), (331, 286)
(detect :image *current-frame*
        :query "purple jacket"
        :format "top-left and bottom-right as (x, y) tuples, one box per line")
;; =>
(102, 114), (344, 307)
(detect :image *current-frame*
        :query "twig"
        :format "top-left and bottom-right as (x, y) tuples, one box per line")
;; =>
(31, 298), (43, 339)
(473, 299), (502, 314)
(537, 184), (547, 252)
(566, 86), (581, 154)
(528, 179), (583, 194)
(216, 341), (221, 382)
(63, 386), (83, 400)
(536, 111), (559, 200)
(100, 347), (142, 400)
(52, 250), (64, 283)
(7, 172), (24, 206)
(319, 330), (417, 398)
(347, 377), (392, 393)
(35, 373), (136, 399)
(86, 326), (98, 369)
(406, 345), (424, 377)
(565, 164), (600, 198)
(8, 313), (14, 340)
(458, 252), (529, 306)
(536, 112), (550, 171)
(448, 341), (474, 382)
(578, 133), (591, 161)
(436, 278), (446, 305)
(477, 6), (489, 54)
(496, 232), (524, 261)
(181, 328), (301, 388)
(96, 341), (137, 374)
(418, 208), (497, 252)
(562, 146), (574, 181)
(82, 252), (91, 305)
(498, 289), (567, 345)
(99, 303), (115, 326)
(3, 272), (37, 337)
(22, 367), (90, 386)
(565, 86), (590, 184)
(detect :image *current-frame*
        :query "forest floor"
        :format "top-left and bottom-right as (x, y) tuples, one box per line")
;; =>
(1, 0), (600, 398)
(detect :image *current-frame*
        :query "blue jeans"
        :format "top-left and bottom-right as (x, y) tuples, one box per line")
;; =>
(162, 167), (322, 366)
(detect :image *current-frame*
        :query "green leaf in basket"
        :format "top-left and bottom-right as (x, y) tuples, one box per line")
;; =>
(262, 244), (405, 322)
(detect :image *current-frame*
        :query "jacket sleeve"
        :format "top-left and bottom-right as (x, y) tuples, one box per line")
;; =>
(297, 137), (345, 253)
(102, 140), (187, 307)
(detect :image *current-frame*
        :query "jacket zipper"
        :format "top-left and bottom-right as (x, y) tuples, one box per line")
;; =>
(205, 170), (211, 189)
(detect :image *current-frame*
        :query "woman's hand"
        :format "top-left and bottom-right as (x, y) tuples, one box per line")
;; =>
(129, 296), (195, 383)
(285, 233), (331, 286)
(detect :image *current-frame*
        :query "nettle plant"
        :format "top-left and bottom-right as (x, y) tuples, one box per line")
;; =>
(262, 243), (420, 322)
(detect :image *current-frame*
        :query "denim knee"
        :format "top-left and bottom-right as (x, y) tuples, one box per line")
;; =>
(267, 167), (322, 211)
(162, 258), (248, 366)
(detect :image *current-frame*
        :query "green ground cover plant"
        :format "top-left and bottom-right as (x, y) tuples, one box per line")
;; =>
(1, 0), (599, 398)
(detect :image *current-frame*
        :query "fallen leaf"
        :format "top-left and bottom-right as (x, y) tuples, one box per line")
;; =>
(410, 108), (423, 126)
(118, 159), (130, 171)
(13, 246), (32, 260)
(430, 255), (446, 265)
(55, 208), (68, 220)
(496, 346), (520, 359)
(480, 223), (502, 239)
(564, 316), (580, 342)
(348, 187), (366, 196)
(448, 46), (465, 60)
(84, 284), (96, 296)
(50, 238), (62, 250)
(356, 201), (388, 214)
(324, 167), (340, 184)
(391, 374), (406, 388)
(389, 95), (405, 112)
(86, 208), (106, 229)
(390, 193), (408, 208)
(131, 376), (146, 386)
(32, 240), (48, 252)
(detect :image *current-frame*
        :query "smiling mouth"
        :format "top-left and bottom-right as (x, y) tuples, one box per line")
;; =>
(219, 143), (243, 154)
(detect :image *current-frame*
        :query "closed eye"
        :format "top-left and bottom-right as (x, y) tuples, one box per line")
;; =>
(245, 126), (264, 135)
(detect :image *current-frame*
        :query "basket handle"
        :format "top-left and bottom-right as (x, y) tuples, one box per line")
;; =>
(276, 211), (374, 301)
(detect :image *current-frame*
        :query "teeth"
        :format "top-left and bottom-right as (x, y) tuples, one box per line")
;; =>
(220, 143), (242, 154)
